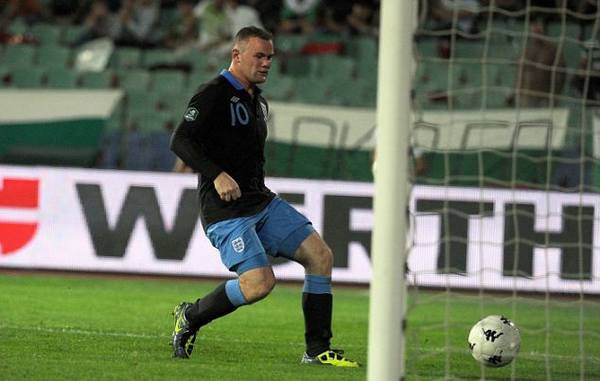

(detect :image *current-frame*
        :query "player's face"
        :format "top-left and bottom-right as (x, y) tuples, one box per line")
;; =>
(236, 37), (274, 85)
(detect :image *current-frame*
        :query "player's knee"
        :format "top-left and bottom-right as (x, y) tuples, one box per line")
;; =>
(241, 270), (276, 303)
(320, 245), (333, 272)
(248, 277), (275, 303)
(256, 274), (276, 299)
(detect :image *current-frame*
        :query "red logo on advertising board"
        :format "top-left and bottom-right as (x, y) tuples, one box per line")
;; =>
(0, 178), (39, 255)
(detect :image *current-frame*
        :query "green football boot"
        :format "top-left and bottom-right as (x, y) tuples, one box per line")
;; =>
(301, 349), (359, 367)
(172, 302), (197, 359)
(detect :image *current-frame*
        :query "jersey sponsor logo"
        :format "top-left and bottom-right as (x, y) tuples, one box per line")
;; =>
(0, 178), (39, 255)
(230, 102), (249, 126)
(184, 107), (199, 122)
(231, 237), (245, 253)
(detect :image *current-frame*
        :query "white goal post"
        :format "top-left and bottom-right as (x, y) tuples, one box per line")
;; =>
(367, 1), (414, 380)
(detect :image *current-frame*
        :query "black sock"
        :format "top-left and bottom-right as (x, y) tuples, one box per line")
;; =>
(302, 293), (333, 356)
(186, 282), (237, 329)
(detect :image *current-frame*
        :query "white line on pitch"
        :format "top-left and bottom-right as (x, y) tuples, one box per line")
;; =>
(2, 324), (599, 364)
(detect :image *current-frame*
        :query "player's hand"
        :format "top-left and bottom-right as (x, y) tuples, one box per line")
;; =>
(214, 172), (241, 202)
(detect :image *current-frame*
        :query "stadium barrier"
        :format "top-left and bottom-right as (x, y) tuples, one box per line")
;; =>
(0, 89), (123, 166)
(3, 90), (592, 187)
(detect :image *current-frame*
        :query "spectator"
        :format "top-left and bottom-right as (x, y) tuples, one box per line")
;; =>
(72, 0), (116, 46)
(512, 19), (566, 108)
(49, 0), (83, 22)
(317, 0), (353, 34)
(193, 0), (230, 57)
(278, 0), (320, 35)
(110, 0), (161, 47)
(225, 0), (263, 37)
(190, 0), (263, 67)
(163, 0), (198, 49)
(0, 0), (43, 29)
(573, 0), (598, 39)
(346, 0), (378, 37)
(427, 0), (480, 34)
(247, 0), (281, 32)
(574, 0), (599, 13)
(571, 39), (600, 103)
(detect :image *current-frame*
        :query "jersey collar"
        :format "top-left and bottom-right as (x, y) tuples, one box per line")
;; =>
(220, 69), (245, 90)
(220, 69), (262, 95)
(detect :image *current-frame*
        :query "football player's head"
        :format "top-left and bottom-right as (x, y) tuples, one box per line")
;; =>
(230, 27), (274, 86)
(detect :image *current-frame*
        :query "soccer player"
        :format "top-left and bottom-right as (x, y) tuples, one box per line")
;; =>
(169, 26), (359, 368)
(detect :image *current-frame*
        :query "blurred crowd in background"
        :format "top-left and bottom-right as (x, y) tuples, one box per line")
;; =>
(0, 0), (381, 49)
(0, 0), (598, 189)
(1, 1), (597, 51)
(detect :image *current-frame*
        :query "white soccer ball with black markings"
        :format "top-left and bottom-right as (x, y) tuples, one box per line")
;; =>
(468, 315), (521, 367)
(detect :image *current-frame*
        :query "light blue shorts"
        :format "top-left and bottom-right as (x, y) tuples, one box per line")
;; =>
(206, 196), (315, 274)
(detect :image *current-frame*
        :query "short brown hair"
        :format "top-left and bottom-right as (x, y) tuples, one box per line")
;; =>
(233, 26), (273, 45)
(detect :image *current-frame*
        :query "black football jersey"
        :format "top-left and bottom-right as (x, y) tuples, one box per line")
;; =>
(170, 70), (275, 227)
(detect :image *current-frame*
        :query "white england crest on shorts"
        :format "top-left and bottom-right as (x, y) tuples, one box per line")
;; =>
(184, 107), (199, 121)
(231, 237), (245, 253)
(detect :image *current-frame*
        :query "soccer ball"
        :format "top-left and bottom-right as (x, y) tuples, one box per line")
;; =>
(468, 315), (521, 367)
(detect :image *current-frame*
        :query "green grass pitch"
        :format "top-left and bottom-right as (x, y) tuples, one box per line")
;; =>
(1, 273), (599, 381)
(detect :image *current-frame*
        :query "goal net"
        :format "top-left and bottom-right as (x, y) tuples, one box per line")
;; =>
(405, 1), (600, 379)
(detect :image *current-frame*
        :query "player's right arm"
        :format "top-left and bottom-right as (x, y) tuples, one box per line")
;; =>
(170, 87), (221, 179)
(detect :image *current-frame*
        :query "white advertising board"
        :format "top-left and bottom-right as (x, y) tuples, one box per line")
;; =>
(0, 165), (598, 293)
(267, 102), (570, 151)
